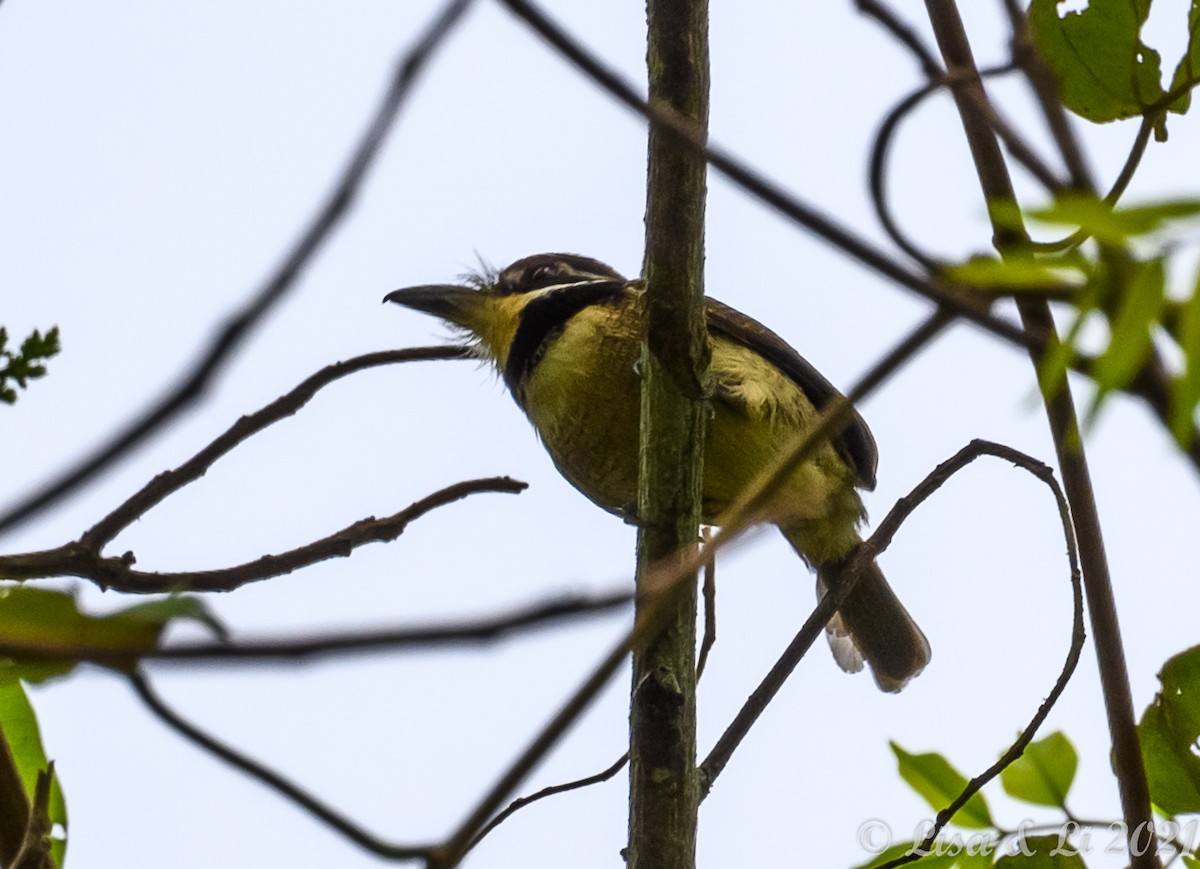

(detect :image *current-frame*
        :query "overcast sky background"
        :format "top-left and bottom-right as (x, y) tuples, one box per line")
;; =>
(3, 1), (1200, 867)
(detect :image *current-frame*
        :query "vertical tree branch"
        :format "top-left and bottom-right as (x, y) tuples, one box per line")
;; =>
(629, 0), (710, 867)
(921, 4), (1158, 866)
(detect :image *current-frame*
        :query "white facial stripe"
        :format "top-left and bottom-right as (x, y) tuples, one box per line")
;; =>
(522, 278), (606, 299)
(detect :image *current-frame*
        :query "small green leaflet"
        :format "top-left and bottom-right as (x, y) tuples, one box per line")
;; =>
(1086, 256), (1165, 423)
(999, 731), (1078, 808)
(1170, 264), (1200, 447)
(945, 256), (1086, 293)
(994, 835), (1087, 868)
(890, 742), (994, 829)
(1026, 196), (1200, 243)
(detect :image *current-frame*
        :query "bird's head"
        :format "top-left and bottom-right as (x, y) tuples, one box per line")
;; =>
(384, 253), (627, 367)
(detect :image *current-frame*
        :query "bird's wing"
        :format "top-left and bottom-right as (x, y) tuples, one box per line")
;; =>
(704, 297), (878, 490)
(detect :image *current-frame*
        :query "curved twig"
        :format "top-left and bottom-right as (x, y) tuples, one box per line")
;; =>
(129, 671), (437, 862)
(0, 0), (476, 541)
(856, 0), (1064, 193)
(873, 441), (1084, 867)
(1026, 113), (1157, 254)
(700, 441), (1084, 812)
(869, 78), (946, 268)
(869, 63), (1054, 269)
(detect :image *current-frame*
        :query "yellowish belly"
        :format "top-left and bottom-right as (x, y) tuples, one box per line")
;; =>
(518, 313), (862, 540)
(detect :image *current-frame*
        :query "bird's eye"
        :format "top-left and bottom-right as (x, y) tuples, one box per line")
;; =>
(529, 264), (558, 283)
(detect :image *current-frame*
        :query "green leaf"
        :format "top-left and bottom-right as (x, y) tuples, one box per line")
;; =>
(946, 255), (1086, 293)
(1182, 854), (1200, 869)
(852, 840), (964, 869)
(115, 597), (229, 643)
(0, 585), (225, 681)
(1170, 263), (1200, 446)
(995, 835), (1087, 868)
(852, 840), (919, 869)
(890, 742), (994, 829)
(954, 852), (998, 869)
(1027, 196), (1200, 243)
(1087, 256), (1165, 420)
(1167, 1), (1200, 113)
(1029, 0), (1166, 123)
(999, 731), (1078, 808)
(1137, 645), (1200, 816)
(0, 677), (68, 865)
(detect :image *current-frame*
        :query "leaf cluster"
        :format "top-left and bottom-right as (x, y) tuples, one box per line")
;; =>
(949, 196), (1200, 444)
(0, 327), (60, 406)
(858, 645), (1200, 869)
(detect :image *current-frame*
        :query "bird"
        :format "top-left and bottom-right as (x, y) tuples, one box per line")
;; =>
(385, 253), (929, 691)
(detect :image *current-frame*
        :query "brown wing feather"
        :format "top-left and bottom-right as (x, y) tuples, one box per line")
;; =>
(704, 298), (878, 490)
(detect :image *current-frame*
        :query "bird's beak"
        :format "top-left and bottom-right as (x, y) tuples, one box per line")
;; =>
(383, 284), (481, 330)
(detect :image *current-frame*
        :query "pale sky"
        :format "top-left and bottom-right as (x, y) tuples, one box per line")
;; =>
(3, 1), (1199, 867)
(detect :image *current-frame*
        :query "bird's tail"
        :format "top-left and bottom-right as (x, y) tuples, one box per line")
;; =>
(815, 555), (930, 693)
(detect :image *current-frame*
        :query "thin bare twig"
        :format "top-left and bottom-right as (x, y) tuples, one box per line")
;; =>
(129, 671), (436, 862)
(696, 529), (717, 680)
(0, 346), (506, 593)
(0, 0), (476, 541)
(462, 536), (716, 857)
(434, 619), (634, 867)
(465, 753), (630, 854)
(859, 0), (1066, 199)
(2, 476), (525, 593)
(855, 0), (942, 77)
(463, 543), (715, 857)
(0, 590), (630, 668)
(82, 346), (470, 551)
(463, 535), (715, 859)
